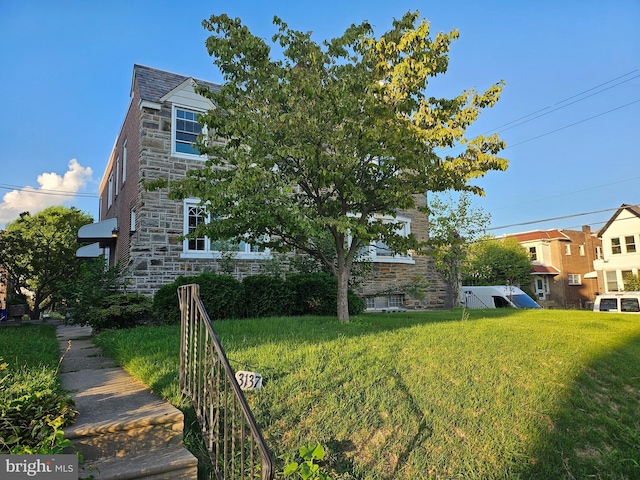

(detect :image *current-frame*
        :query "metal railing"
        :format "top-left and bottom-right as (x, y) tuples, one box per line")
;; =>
(178, 284), (274, 480)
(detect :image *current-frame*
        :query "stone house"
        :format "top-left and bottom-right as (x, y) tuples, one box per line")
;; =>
(78, 64), (448, 310)
(505, 226), (602, 308)
(592, 204), (640, 293)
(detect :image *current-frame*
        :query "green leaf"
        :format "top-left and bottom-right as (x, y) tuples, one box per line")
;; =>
(282, 462), (299, 476)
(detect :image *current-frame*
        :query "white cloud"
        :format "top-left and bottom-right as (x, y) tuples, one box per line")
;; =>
(0, 159), (93, 227)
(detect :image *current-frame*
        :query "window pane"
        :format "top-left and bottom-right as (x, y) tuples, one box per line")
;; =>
(612, 238), (622, 254)
(625, 236), (636, 253)
(621, 298), (640, 312)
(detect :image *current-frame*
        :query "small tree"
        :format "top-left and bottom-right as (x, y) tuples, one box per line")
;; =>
(59, 256), (124, 326)
(0, 207), (93, 319)
(622, 272), (640, 291)
(463, 236), (532, 287)
(152, 11), (507, 322)
(428, 191), (490, 307)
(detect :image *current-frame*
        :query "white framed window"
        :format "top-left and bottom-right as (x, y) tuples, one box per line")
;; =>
(568, 274), (581, 285)
(359, 214), (415, 264)
(388, 295), (404, 308)
(564, 244), (571, 255)
(529, 246), (537, 261)
(115, 157), (120, 196)
(606, 271), (619, 292)
(173, 106), (204, 158)
(611, 238), (622, 255)
(107, 173), (113, 208)
(625, 235), (636, 253)
(596, 246), (602, 259)
(579, 244), (585, 256)
(122, 140), (127, 184)
(130, 206), (136, 232)
(181, 199), (270, 259)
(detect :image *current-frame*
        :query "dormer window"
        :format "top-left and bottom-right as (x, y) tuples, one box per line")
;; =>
(173, 107), (203, 157)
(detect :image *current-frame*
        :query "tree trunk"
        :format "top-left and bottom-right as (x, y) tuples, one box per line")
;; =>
(336, 266), (350, 323)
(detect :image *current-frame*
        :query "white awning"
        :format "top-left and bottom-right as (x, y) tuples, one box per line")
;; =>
(78, 217), (118, 242)
(584, 271), (598, 279)
(76, 242), (103, 258)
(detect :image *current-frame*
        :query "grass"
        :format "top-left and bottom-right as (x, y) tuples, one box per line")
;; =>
(0, 324), (76, 454)
(0, 324), (61, 369)
(94, 309), (640, 479)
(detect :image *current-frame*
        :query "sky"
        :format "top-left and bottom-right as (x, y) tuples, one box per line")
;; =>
(0, 0), (638, 234)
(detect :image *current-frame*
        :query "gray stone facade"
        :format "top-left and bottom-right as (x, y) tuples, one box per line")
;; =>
(98, 65), (448, 309)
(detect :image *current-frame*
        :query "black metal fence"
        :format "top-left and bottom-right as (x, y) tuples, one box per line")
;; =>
(178, 284), (274, 480)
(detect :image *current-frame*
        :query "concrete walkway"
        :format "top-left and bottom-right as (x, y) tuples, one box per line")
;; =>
(56, 324), (198, 479)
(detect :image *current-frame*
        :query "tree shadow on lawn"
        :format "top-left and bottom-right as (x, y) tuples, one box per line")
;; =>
(214, 307), (520, 348)
(517, 330), (640, 479)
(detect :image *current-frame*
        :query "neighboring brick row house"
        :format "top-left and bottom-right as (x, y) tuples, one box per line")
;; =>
(505, 226), (602, 309)
(78, 64), (448, 310)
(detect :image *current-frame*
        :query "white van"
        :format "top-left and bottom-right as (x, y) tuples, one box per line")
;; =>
(460, 286), (542, 309)
(593, 292), (640, 313)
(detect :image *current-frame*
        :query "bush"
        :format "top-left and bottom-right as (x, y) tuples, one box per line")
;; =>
(197, 274), (245, 320)
(153, 272), (364, 323)
(0, 361), (75, 454)
(60, 256), (124, 326)
(152, 276), (194, 324)
(153, 273), (244, 324)
(91, 293), (153, 331)
(286, 272), (365, 316)
(243, 274), (294, 318)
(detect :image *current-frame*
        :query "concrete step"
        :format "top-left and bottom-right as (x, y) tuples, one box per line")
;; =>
(58, 324), (198, 479)
(79, 446), (198, 480)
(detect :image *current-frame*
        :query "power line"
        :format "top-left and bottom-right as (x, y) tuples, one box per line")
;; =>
(487, 205), (639, 232)
(0, 184), (98, 198)
(487, 69), (639, 132)
(496, 74), (640, 135)
(504, 98), (640, 150)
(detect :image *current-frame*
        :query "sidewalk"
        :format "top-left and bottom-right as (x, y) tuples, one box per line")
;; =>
(56, 324), (198, 479)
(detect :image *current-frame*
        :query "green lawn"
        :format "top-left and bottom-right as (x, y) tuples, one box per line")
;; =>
(95, 309), (640, 479)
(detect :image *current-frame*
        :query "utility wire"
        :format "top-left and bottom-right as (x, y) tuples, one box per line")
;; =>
(486, 69), (639, 132)
(0, 184), (98, 198)
(504, 98), (640, 150)
(496, 74), (640, 135)
(487, 205), (639, 232)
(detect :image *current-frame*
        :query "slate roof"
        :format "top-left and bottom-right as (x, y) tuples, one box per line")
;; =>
(132, 64), (222, 103)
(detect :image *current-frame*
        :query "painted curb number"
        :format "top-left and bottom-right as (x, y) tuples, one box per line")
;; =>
(235, 370), (263, 390)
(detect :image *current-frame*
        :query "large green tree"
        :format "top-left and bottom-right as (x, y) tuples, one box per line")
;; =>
(0, 206), (93, 319)
(463, 236), (532, 288)
(157, 11), (508, 322)
(428, 191), (490, 307)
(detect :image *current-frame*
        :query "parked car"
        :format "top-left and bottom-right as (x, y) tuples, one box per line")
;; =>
(593, 292), (640, 313)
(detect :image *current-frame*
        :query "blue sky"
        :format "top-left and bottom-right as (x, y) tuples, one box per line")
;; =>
(0, 0), (638, 234)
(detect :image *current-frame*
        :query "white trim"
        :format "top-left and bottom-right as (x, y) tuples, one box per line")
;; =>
(139, 100), (162, 111)
(180, 198), (271, 259)
(171, 105), (208, 160)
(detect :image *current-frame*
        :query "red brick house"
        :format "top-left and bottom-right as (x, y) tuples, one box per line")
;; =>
(505, 226), (602, 308)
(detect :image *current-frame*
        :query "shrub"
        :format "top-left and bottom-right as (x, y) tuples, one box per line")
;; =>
(152, 275), (194, 324)
(91, 293), (153, 331)
(287, 272), (364, 316)
(243, 274), (295, 318)
(197, 274), (245, 320)
(60, 255), (124, 326)
(0, 361), (76, 454)
(153, 273), (244, 324)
